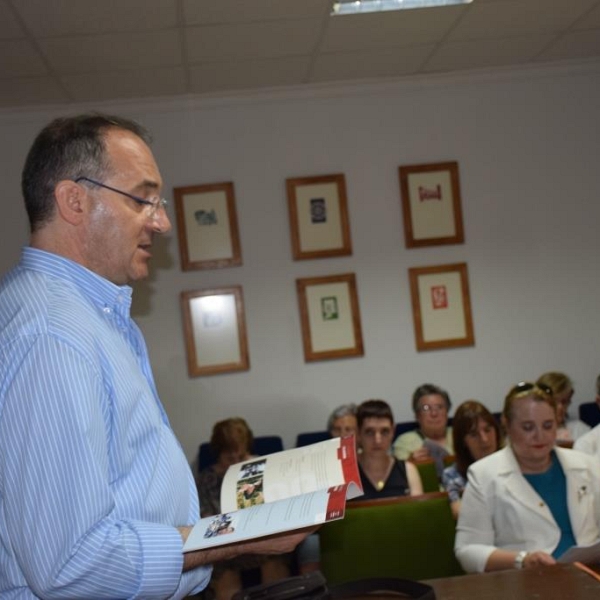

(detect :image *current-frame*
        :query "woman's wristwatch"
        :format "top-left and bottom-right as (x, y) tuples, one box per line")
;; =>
(514, 550), (528, 569)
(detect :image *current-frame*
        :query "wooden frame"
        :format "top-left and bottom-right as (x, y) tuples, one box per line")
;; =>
(180, 286), (249, 377)
(296, 273), (364, 362)
(286, 173), (352, 260)
(408, 262), (475, 352)
(174, 182), (242, 270)
(399, 161), (465, 248)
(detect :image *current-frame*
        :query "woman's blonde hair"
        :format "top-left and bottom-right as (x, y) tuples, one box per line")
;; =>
(536, 371), (572, 396)
(503, 382), (556, 424)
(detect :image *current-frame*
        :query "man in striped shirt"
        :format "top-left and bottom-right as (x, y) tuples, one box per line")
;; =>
(0, 114), (305, 599)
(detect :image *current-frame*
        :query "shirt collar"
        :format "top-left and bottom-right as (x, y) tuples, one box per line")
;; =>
(21, 247), (133, 316)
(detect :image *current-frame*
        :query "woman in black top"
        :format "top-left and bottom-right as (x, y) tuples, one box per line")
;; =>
(354, 399), (423, 500)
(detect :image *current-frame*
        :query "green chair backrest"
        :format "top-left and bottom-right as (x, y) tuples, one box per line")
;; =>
(412, 459), (440, 493)
(319, 491), (464, 585)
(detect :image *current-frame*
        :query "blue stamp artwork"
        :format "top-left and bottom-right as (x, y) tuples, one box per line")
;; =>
(195, 209), (217, 225)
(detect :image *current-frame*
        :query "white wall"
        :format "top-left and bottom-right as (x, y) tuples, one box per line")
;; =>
(1, 61), (599, 463)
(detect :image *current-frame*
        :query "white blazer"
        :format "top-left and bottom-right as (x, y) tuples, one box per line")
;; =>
(454, 445), (600, 573)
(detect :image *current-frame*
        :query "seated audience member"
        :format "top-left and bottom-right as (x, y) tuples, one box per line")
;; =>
(536, 371), (590, 443)
(454, 382), (600, 574)
(392, 383), (454, 478)
(328, 403), (358, 438)
(574, 422), (600, 458)
(354, 399), (423, 499)
(196, 418), (290, 600)
(579, 373), (600, 427)
(442, 400), (501, 519)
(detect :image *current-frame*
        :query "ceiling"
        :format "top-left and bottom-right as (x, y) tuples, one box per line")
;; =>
(1, 0), (600, 111)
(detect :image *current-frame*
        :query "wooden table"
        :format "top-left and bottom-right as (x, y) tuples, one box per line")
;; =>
(421, 563), (600, 599)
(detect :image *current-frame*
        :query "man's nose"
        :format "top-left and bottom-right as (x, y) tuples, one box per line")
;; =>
(152, 207), (172, 233)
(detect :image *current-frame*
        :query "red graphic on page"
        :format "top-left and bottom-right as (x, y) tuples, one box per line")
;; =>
(325, 486), (347, 521)
(431, 285), (448, 309)
(337, 436), (361, 492)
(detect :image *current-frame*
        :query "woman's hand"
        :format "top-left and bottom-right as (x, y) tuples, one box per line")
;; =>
(522, 551), (556, 568)
(410, 446), (430, 461)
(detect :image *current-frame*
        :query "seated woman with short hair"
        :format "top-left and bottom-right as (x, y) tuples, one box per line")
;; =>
(196, 418), (290, 600)
(354, 399), (423, 499)
(454, 382), (600, 573)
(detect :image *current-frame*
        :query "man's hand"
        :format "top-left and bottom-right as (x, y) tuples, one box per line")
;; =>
(179, 525), (318, 572)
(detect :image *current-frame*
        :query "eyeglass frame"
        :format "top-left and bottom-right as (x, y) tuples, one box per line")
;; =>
(74, 176), (167, 218)
(417, 402), (448, 414)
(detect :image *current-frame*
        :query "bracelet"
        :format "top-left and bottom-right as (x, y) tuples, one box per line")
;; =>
(514, 550), (528, 569)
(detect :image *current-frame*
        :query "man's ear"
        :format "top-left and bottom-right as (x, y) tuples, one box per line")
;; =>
(54, 179), (87, 225)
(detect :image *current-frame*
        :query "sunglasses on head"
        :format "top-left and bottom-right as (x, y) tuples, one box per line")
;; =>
(509, 381), (553, 397)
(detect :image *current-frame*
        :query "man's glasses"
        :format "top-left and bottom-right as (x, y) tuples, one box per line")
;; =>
(418, 403), (447, 413)
(75, 176), (167, 220)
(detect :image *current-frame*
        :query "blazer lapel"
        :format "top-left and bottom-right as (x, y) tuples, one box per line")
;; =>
(500, 446), (557, 528)
(556, 448), (596, 541)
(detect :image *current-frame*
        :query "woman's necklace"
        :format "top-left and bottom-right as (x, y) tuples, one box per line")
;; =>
(361, 455), (393, 492)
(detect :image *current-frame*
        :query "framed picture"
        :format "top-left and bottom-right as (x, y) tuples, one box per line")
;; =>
(408, 262), (475, 352)
(399, 161), (465, 248)
(180, 286), (250, 376)
(286, 173), (352, 260)
(174, 182), (242, 270)
(296, 273), (364, 362)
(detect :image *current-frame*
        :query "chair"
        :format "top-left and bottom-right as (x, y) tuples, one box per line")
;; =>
(579, 402), (600, 428)
(393, 418), (455, 440)
(410, 459), (440, 493)
(319, 491), (464, 584)
(295, 431), (330, 447)
(197, 435), (284, 473)
(394, 420), (417, 438)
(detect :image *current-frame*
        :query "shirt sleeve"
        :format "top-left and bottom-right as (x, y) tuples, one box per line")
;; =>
(0, 335), (204, 599)
(574, 427), (599, 457)
(392, 431), (422, 460)
(442, 465), (464, 503)
(454, 466), (497, 573)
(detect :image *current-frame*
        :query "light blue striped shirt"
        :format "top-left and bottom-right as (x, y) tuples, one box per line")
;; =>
(0, 247), (210, 599)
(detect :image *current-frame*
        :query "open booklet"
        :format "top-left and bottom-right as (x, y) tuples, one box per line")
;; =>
(183, 436), (363, 552)
(558, 540), (600, 565)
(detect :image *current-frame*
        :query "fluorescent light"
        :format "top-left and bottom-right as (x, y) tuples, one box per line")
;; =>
(331, 0), (473, 15)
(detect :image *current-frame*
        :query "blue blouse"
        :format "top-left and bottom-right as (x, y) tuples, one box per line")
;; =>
(523, 451), (576, 557)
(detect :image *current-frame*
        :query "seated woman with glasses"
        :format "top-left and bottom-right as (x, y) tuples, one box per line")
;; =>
(454, 382), (600, 573)
(353, 399), (423, 500)
(442, 400), (502, 519)
(392, 383), (454, 478)
(536, 371), (590, 444)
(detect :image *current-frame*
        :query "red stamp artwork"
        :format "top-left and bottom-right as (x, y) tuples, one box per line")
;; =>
(431, 285), (448, 309)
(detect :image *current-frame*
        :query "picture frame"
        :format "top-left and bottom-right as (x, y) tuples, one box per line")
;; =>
(286, 173), (352, 260)
(173, 182), (242, 270)
(296, 273), (364, 362)
(180, 286), (250, 377)
(399, 161), (465, 248)
(408, 262), (475, 352)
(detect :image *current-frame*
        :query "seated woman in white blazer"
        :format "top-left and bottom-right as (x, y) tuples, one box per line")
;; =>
(454, 382), (600, 573)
